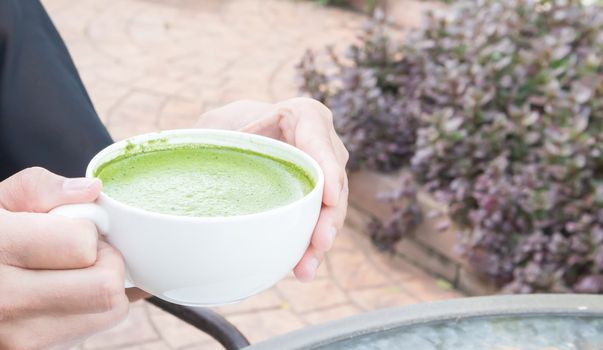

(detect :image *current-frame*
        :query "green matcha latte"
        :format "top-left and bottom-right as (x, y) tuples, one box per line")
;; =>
(94, 144), (315, 217)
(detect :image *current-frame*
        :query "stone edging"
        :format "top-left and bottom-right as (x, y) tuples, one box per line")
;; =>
(348, 170), (498, 296)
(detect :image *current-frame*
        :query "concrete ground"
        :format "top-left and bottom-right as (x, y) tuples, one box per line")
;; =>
(40, 0), (463, 348)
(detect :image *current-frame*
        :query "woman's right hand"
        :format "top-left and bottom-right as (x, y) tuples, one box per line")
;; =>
(0, 167), (129, 350)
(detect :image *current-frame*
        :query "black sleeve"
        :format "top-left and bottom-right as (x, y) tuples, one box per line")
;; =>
(0, 0), (113, 180)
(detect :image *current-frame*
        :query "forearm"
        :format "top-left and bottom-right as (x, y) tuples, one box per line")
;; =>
(0, 0), (112, 180)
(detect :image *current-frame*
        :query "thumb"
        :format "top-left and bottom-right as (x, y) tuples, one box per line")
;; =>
(0, 167), (101, 213)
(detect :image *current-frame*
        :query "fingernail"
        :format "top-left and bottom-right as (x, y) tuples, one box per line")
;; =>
(63, 178), (99, 191)
(308, 256), (319, 276)
(329, 226), (338, 243)
(332, 181), (342, 203)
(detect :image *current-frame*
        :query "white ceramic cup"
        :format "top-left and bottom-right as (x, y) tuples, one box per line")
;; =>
(50, 129), (324, 307)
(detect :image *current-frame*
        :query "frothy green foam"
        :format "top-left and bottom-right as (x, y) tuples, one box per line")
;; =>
(94, 144), (315, 217)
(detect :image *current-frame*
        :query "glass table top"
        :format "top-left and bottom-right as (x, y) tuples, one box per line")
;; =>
(317, 315), (603, 350)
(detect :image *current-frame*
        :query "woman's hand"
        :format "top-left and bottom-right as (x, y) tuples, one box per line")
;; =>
(197, 98), (349, 282)
(0, 167), (130, 349)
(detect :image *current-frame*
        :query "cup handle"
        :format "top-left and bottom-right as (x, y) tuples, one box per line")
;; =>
(49, 204), (135, 288)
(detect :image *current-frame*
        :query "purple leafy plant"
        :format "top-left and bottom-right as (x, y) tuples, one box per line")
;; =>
(299, 0), (603, 293)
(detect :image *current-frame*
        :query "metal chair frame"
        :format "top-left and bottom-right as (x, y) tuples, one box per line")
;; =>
(147, 297), (250, 350)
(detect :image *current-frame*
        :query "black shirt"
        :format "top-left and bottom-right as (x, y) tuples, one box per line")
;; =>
(0, 0), (112, 180)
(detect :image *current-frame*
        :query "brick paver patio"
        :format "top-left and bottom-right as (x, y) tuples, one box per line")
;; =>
(41, 0), (464, 348)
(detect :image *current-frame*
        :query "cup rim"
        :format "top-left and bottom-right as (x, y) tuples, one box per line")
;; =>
(87, 129), (325, 222)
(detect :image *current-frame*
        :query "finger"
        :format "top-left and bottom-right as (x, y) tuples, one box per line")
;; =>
(0, 300), (129, 350)
(0, 210), (99, 269)
(241, 99), (346, 206)
(330, 129), (350, 168)
(240, 112), (284, 140)
(244, 108), (344, 205)
(93, 240), (126, 276)
(311, 176), (349, 252)
(285, 110), (344, 207)
(0, 167), (101, 213)
(310, 207), (338, 253)
(293, 246), (324, 282)
(6, 241), (127, 317)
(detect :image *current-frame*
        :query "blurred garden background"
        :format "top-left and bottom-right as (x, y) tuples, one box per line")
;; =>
(42, 0), (603, 348)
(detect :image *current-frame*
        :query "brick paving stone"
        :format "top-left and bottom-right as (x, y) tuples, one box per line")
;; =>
(300, 304), (361, 325)
(349, 286), (420, 311)
(85, 81), (131, 124)
(83, 306), (158, 349)
(400, 275), (462, 302)
(276, 279), (348, 313)
(68, 43), (115, 71)
(346, 214), (444, 284)
(157, 97), (203, 130)
(394, 237), (459, 282)
(225, 308), (305, 344)
(177, 341), (224, 350)
(330, 225), (362, 252)
(344, 205), (373, 232)
(133, 75), (189, 97)
(89, 60), (148, 85)
(371, 250), (440, 283)
(107, 90), (165, 139)
(212, 289), (283, 316)
(328, 249), (390, 290)
(111, 341), (171, 350)
(281, 261), (330, 280)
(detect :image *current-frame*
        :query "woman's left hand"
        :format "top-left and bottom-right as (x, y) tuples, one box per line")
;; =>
(197, 98), (349, 282)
